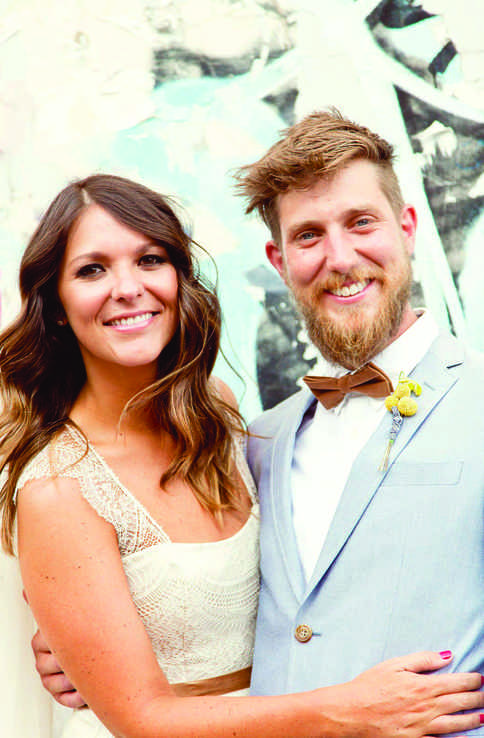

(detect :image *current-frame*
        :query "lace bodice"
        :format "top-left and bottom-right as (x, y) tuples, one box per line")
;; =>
(17, 426), (259, 685)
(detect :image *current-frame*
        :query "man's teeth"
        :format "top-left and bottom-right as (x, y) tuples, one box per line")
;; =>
(109, 312), (153, 326)
(330, 280), (370, 297)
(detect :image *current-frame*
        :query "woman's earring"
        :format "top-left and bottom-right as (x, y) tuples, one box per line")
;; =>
(56, 317), (67, 326)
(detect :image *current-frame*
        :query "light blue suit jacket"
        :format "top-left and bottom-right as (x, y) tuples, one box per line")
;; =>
(248, 333), (484, 725)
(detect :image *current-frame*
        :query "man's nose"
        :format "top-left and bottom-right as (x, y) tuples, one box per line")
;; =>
(324, 230), (359, 274)
(110, 268), (144, 300)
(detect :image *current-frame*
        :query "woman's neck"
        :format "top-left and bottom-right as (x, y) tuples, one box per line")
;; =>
(70, 365), (158, 440)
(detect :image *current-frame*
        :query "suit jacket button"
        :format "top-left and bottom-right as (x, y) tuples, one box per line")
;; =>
(295, 624), (313, 642)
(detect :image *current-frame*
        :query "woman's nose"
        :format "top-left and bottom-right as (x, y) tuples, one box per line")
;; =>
(110, 269), (144, 301)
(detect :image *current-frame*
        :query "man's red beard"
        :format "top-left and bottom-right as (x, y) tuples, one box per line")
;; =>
(291, 261), (413, 370)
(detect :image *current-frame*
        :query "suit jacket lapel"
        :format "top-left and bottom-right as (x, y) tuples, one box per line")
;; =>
(269, 391), (314, 603)
(305, 334), (464, 596)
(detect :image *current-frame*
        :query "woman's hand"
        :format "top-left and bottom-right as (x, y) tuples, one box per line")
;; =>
(322, 650), (484, 737)
(33, 631), (484, 738)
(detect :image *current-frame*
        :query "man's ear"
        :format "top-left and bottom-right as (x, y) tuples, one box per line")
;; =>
(400, 205), (417, 256)
(265, 240), (286, 282)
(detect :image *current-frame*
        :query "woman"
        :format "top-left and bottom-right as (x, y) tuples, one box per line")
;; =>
(0, 174), (482, 738)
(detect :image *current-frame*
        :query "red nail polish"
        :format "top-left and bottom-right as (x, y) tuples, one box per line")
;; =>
(439, 650), (452, 659)
(481, 675), (484, 687)
(480, 714), (484, 724)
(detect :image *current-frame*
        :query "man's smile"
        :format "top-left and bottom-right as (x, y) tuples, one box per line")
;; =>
(326, 278), (372, 298)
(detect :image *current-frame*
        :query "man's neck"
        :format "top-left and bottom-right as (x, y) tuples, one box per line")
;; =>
(360, 305), (419, 369)
(385, 305), (419, 347)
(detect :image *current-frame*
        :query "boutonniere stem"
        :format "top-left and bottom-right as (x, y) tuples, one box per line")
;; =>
(379, 407), (403, 472)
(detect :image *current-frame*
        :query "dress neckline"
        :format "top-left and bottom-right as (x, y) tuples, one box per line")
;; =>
(65, 425), (257, 547)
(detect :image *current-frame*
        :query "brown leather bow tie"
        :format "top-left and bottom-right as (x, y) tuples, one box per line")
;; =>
(303, 362), (394, 410)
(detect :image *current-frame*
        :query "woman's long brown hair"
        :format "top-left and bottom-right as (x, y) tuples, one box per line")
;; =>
(0, 174), (245, 554)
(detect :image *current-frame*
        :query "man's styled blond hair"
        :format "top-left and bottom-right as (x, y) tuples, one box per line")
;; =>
(235, 109), (404, 242)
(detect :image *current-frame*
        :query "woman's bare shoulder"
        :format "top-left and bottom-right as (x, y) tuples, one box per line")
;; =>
(210, 376), (239, 410)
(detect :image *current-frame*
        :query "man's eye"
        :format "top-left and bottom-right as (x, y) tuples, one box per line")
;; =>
(139, 254), (166, 266)
(299, 231), (317, 240)
(76, 263), (104, 278)
(354, 218), (371, 227)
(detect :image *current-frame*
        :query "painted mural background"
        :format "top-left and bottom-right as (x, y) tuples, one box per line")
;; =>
(1, 0), (483, 421)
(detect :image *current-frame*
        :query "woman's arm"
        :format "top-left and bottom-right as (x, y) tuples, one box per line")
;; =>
(18, 477), (484, 738)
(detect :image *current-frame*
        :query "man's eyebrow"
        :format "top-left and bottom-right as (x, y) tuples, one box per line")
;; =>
(285, 219), (322, 239)
(344, 205), (379, 218)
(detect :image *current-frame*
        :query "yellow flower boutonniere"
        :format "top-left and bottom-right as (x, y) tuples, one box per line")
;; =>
(379, 372), (422, 472)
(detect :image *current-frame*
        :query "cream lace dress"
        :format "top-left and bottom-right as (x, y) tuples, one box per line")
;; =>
(16, 426), (260, 738)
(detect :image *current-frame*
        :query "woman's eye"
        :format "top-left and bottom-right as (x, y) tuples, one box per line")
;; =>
(76, 263), (104, 278)
(139, 253), (166, 267)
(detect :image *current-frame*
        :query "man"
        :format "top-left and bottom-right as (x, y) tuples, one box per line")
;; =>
(32, 111), (484, 735)
(236, 109), (484, 702)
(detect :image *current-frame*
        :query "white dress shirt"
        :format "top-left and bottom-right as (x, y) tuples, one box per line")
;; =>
(291, 310), (439, 582)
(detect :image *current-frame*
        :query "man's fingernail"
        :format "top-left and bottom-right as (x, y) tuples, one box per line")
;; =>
(439, 650), (452, 659)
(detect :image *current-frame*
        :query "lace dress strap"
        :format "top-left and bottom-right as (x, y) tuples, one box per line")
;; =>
(16, 428), (169, 556)
(233, 431), (258, 504)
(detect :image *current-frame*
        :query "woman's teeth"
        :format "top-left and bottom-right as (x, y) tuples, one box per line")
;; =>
(109, 312), (153, 326)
